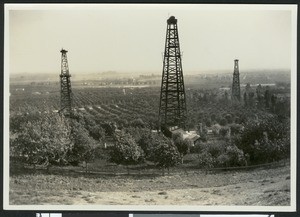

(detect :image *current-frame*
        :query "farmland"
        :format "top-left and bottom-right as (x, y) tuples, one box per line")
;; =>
(10, 83), (159, 127)
(8, 74), (291, 206)
(9, 80), (290, 130)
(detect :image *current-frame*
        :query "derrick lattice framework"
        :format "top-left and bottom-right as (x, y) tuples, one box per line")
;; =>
(60, 49), (72, 116)
(159, 16), (187, 129)
(232, 59), (241, 101)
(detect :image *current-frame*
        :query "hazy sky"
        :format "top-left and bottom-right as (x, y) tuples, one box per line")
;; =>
(8, 4), (295, 75)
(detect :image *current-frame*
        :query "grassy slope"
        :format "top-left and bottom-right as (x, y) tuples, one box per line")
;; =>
(9, 164), (290, 206)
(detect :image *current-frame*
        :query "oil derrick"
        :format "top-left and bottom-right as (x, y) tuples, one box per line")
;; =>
(60, 49), (72, 117)
(232, 59), (241, 101)
(159, 16), (187, 132)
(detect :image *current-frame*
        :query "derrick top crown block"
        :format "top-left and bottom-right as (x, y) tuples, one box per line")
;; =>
(167, 16), (177, 25)
(60, 49), (68, 54)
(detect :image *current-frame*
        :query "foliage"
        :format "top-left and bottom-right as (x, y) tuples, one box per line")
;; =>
(172, 133), (190, 163)
(88, 125), (106, 142)
(194, 141), (246, 168)
(125, 127), (151, 144)
(220, 145), (247, 167)
(219, 118), (228, 126)
(228, 123), (243, 135)
(153, 138), (181, 169)
(211, 124), (221, 135)
(234, 116), (290, 164)
(219, 127), (230, 138)
(67, 121), (99, 166)
(109, 131), (144, 165)
(137, 131), (160, 161)
(198, 151), (214, 170)
(10, 113), (73, 167)
(130, 118), (147, 128)
(10, 85), (291, 171)
(101, 122), (117, 137)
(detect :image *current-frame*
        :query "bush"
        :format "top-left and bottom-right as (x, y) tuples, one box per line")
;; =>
(109, 131), (144, 166)
(67, 121), (99, 168)
(10, 113), (73, 167)
(234, 116), (290, 164)
(172, 133), (190, 163)
(219, 118), (228, 126)
(219, 127), (230, 138)
(137, 131), (162, 162)
(228, 123), (243, 135)
(194, 141), (246, 168)
(153, 137), (181, 173)
(198, 151), (214, 170)
(223, 145), (247, 166)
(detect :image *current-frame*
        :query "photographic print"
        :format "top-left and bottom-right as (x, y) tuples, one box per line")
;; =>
(3, 4), (297, 211)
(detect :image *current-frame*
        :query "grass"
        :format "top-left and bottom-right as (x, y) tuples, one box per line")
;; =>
(9, 162), (291, 205)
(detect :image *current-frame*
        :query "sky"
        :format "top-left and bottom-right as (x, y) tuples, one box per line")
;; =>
(7, 4), (295, 75)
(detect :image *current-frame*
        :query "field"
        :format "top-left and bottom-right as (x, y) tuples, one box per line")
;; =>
(10, 82), (289, 130)
(8, 76), (291, 207)
(10, 162), (290, 206)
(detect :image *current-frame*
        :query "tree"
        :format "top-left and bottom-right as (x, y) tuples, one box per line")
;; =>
(10, 113), (73, 169)
(138, 131), (159, 162)
(88, 125), (106, 142)
(234, 117), (290, 164)
(198, 151), (214, 174)
(101, 122), (117, 137)
(172, 133), (189, 164)
(264, 87), (271, 109)
(219, 127), (230, 138)
(225, 114), (233, 124)
(219, 118), (228, 126)
(153, 137), (180, 175)
(224, 144), (247, 166)
(244, 92), (248, 106)
(109, 131), (144, 173)
(68, 121), (99, 172)
(130, 118), (146, 128)
(228, 123), (243, 135)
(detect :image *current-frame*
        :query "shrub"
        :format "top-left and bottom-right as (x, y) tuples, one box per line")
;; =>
(153, 137), (181, 173)
(219, 127), (230, 138)
(172, 133), (190, 163)
(224, 145), (247, 166)
(67, 121), (99, 168)
(228, 123), (243, 135)
(193, 141), (246, 168)
(10, 113), (73, 167)
(109, 131), (144, 166)
(198, 151), (214, 171)
(234, 116), (290, 164)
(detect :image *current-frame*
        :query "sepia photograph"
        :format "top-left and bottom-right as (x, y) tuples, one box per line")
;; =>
(3, 4), (297, 211)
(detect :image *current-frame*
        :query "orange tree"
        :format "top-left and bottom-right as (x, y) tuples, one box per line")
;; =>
(109, 130), (144, 173)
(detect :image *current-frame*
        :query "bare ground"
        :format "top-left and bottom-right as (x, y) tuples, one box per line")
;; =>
(9, 164), (290, 206)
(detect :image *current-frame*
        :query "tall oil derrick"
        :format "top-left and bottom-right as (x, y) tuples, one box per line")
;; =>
(159, 16), (187, 132)
(232, 59), (241, 101)
(60, 49), (72, 117)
